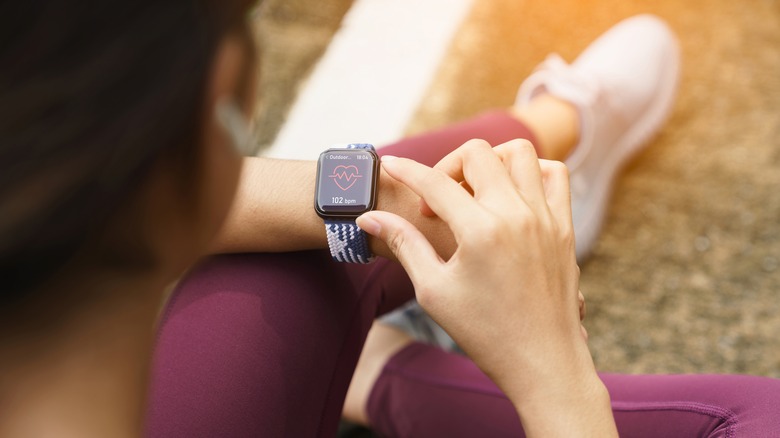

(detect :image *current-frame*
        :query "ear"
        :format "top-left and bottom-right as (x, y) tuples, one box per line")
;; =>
(192, 36), (255, 252)
(202, 35), (255, 151)
(205, 36), (256, 119)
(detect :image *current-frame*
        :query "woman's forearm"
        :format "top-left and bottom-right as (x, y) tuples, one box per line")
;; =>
(210, 157), (456, 259)
(209, 157), (324, 254)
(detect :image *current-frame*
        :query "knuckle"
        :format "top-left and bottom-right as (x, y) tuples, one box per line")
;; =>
(460, 139), (493, 158)
(545, 160), (572, 184)
(553, 161), (570, 177)
(505, 138), (537, 158)
(462, 138), (492, 150)
(512, 138), (537, 155)
(540, 158), (568, 173)
(385, 227), (408, 256)
(498, 139), (537, 160)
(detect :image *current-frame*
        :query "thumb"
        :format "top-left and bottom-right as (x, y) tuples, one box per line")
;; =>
(357, 210), (441, 282)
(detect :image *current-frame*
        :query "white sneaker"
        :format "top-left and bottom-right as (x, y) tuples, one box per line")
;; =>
(381, 15), (681, 351)
(515, 14), (681, 262)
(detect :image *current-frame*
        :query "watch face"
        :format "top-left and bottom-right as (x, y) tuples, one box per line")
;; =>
(316, 149), (378, 217)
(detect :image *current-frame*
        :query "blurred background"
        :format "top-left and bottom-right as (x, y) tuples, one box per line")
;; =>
(253, 0), (780, 379)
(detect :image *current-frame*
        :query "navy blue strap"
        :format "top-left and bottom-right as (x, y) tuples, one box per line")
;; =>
(324, 220), (374, 263)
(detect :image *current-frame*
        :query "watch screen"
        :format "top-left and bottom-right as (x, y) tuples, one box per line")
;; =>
(316, 149), (377, 215)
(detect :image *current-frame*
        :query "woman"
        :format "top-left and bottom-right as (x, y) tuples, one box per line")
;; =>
(2, 2), (778, 437)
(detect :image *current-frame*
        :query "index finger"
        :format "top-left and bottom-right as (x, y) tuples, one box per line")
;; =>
(380, 156), (485, 239)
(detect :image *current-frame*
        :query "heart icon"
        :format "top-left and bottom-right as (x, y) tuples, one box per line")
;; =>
(330, 165), (362, 191)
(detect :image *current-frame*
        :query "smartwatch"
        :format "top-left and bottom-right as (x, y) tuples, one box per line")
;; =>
(314, 143), (380, 263)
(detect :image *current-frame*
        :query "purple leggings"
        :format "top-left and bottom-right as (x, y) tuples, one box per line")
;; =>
(145, 112), (780, 437)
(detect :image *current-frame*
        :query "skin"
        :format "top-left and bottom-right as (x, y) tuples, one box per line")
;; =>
(356, 141), (617, 436)
(511, 94), (581, 162)
(0, 21), (613, 436)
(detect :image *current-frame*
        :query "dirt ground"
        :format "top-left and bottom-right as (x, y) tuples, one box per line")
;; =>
(255, 0), (780, 379)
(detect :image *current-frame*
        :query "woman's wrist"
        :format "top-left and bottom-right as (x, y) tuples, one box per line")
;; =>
(500, 350), (617, 438)
(514, 375), (615, 438)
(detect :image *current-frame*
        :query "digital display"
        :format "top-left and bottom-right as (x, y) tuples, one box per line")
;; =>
(315, 149), (378, 216)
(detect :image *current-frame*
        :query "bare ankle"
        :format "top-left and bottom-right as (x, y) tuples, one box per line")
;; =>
(342, 322), (413, 425)
(510, 93), (580, 161)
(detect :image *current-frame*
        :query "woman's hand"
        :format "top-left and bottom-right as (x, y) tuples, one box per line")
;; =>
(356, 139), (617, 437)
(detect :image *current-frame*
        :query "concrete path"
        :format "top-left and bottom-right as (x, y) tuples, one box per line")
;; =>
(265, 0), (473, 160)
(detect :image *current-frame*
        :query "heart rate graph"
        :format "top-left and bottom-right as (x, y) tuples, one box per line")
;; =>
(329, 165), (362, 191)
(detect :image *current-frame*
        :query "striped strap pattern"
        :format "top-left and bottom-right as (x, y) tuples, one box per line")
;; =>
(324, 220), (374, 263)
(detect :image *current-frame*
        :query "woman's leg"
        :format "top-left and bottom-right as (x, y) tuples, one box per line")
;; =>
(377, 110), (540, 163)
(604, 373), (780, 437)
(377, 97), (579, 164)
(366, 340), (780, 437)
(144, 252), (413, 437)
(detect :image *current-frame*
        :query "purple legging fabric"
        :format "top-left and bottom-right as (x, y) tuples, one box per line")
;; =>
(370, 343), (780, 437)
(145, 111), (780, 437)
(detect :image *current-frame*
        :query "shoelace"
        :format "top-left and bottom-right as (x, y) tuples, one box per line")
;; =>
(536, 54), (602, 110)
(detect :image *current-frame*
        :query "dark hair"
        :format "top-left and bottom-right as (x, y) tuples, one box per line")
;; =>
(0, 1), (257, 313)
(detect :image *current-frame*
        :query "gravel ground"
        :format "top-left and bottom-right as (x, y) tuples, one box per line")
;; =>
(255, 0), (780, 389)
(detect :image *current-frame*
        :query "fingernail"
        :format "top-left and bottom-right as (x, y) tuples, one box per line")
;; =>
(356, 214), (381, 236)
(380, 155), (397, 162)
